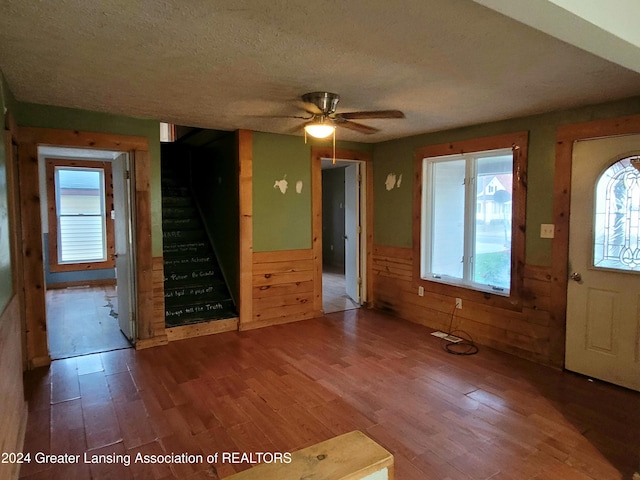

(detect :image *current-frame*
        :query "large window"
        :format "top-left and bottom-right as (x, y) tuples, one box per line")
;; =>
(422, 149), (513, 294)
(46, 159), (115, 272)
(414, 133), (527, 305)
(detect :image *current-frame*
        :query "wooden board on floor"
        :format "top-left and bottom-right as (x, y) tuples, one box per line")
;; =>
(224, 430), (394, 480)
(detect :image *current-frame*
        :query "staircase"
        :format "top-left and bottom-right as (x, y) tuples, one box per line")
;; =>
(161, 158), (236, 327)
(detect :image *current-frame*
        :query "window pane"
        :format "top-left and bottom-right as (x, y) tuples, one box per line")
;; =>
(55, 167), (106, 263)
(474, 155), (512, 290)
(57, 169), (102, 215)
(430, 159), (465, 279)
(594, 157), (640, 271)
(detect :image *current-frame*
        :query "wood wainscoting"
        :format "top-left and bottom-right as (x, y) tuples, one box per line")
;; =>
(244, 249), (321, 330)
(372, 245), (557, 367)
(0, 296), (28, 480)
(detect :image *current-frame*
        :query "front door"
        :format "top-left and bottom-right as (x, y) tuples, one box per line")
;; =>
(566, 134), (640, 391)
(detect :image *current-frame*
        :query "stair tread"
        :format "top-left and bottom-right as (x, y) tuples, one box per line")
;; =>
(165, 299), (237, 323)
(162, 206), (199, 217)
(164, 281), (226, 291)
(163, 255), (216, 266)
(165, 313), (237, 328)
(165, 296), (234, 309)
(164, 289), (232, 301)
(163, 248), (212, 257)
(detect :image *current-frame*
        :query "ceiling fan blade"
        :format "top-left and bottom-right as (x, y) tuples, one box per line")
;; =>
(250, 114), (311, 120)
(338, 120), (379, 134)
(287, 123), (305, 134)
(297, 100), (322, 116)
(338, 110), (405, 120)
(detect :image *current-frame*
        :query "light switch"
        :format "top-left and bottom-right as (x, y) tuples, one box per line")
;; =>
(540, 223), (554, 239)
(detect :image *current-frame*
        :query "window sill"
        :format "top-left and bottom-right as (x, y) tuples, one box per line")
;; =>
(49, 259), (115, 273)
(416, 277), (523, 312)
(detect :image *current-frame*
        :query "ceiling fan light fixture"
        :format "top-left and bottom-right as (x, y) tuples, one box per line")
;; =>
(304, 122), (335, 139)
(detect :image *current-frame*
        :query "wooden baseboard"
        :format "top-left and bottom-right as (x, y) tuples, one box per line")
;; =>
(29, 355), (51, 369)
(166, 317), (239, 341)
(135, 335), (169, 350)
(239, 310), (321, 331)
(46, 278), (117, 289)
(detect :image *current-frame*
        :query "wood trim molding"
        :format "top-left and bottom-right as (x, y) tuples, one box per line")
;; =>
(311, 147), (373, 310)
(18, 127), (148, 150)
(413, 131), (529, 312)
(551, 114), (640, 367)
(45, 158), (115, 273)
(132, 149), (154, 342)
(16, 127), (155, 365)
(18, 140), (50, 368)
(4, 119), (28, 370)
(238, 130), (253, 328)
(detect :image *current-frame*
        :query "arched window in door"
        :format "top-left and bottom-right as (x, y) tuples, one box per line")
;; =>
(594, 155), (640, 271)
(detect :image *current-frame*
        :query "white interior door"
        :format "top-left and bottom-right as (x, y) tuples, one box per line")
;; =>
(344, 163), (361, 303)
(112, 153), (135, 343)
(566, 135), (640, 391)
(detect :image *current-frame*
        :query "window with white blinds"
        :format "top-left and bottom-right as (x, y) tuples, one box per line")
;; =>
(46, 158), (115, 272)
(55, 168), (106, 263)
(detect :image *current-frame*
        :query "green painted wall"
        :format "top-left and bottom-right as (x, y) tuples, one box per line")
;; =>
(0, 73), (16, 313)
(373, 97), (640, 266)
(252, 131), (372, 252)
(15, 103), (163, 255)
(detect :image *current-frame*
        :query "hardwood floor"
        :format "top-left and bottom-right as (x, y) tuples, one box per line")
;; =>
(21, 308), (639, 480)
(46, 286), (131, 360)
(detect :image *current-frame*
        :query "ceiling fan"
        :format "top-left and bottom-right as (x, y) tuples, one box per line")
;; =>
(297, 92), (405, 138)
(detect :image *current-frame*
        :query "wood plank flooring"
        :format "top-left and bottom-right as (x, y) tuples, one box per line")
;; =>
(21, 309), (640, 480)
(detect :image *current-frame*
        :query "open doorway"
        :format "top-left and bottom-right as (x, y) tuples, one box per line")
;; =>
(321, 158), (366, 313)
(38, 146), (135, 359)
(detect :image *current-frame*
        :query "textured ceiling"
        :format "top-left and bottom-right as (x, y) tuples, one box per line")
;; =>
(1, 0), (640, 142)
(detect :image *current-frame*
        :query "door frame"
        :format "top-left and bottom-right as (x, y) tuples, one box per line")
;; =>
(311, 147), (373, 313)
(552, 114), (640, 368)
(16, 127), (154, 368)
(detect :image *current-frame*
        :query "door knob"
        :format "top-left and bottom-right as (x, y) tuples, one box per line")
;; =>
(570, 272), (582, 282)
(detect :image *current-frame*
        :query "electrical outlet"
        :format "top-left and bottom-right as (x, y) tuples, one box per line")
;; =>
(455, 297), (462, 309)
(418, 286), (424, 296)
(540, 223), (555, 239)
